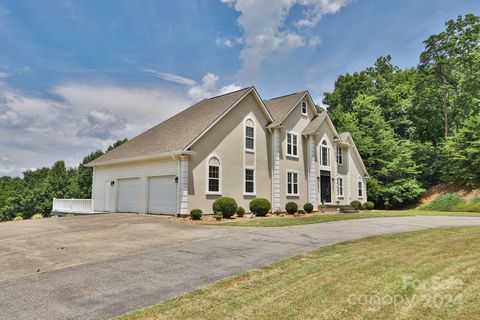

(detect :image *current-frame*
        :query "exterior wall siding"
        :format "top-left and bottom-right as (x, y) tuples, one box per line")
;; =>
(93, 159), (178, 213)
(188, 92), (272, 214)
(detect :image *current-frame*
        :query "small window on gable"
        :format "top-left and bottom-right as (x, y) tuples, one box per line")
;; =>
(207, 156), (221, 193)
(245, 119), (255, 152)
(287, 132), (298, 157)
(321, 140), (330, 166)
(301, 101), (307, 115)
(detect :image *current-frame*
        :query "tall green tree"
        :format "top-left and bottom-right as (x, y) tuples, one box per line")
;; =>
(442, 114), (480, 187)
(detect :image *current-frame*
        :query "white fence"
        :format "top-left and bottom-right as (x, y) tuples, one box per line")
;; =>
(52, 198), (94, 213)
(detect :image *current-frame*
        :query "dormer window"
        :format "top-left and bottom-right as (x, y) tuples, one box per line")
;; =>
(301, 101), (307, 116)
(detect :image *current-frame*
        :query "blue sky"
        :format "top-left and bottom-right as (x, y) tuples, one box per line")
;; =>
(0, 0), (478, 176)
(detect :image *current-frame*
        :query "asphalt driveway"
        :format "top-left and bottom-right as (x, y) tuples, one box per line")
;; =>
(1, 215), (480, 320)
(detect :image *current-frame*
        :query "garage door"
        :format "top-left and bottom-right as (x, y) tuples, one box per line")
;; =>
(117, 178), (141, 213)
(148, 176), (177, 215)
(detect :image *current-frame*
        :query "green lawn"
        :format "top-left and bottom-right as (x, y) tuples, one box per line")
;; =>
(115, 226), (480, 320)
(218, 209), (480, 227)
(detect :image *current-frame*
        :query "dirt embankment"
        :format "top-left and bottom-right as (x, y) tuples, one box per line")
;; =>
(419, 183), (480, 205)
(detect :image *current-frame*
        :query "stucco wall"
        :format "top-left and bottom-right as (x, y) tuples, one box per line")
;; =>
(188, 92), (272, 214)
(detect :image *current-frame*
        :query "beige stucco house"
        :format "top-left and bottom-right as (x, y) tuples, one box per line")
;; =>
(86, 87), (369, 215)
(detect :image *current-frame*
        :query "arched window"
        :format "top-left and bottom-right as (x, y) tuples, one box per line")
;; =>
(207, 156), (221, 194)
(245, 118), (255, 152)
(321, 140), (330, 166)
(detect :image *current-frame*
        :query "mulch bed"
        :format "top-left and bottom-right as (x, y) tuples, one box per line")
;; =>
(168, 211), (337, 225)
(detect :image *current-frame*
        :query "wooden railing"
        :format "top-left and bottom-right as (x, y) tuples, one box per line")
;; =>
(52, 198), (94, 213)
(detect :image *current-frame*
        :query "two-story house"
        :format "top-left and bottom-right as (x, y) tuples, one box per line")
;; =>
(87, 87), (368, 215)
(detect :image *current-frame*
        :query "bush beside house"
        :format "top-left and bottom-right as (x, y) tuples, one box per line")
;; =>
(249, 198), (271, 216)
(212, 197), (238, 218)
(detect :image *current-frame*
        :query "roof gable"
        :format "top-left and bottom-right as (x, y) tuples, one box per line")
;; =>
(88, 87), (274, 166)
(89, 87), (254, 166)
(265, 90), (318, 127)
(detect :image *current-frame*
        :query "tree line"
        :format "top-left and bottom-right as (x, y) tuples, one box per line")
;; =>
(323, 14), (480, 208)
(0, 139), (127, 220)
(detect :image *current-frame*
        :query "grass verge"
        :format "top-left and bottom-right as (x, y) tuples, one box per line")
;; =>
(217, 210), (480, 227)
(115, 226), (480, 320)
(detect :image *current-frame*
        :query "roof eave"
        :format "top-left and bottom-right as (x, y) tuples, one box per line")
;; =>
(86, 150), (196, 167)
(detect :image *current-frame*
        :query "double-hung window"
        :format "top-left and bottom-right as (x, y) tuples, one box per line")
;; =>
(336, 177), (344, 197)
(287, 132), (298, 157)
(336, 146), (343, 165)
(245, 119), (254, 152)
(358, 180), (363, 198)
(321, 140), (330, 166)
(244, 168), (255, 194)
(287, 171), (299, 196)
(207, 157), (221, 193)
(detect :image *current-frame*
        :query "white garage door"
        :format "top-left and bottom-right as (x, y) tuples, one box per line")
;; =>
(148, 176), (177, 215)
(117, 178), (141, 213)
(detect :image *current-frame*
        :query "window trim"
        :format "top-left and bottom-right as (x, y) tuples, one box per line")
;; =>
(286, 169), (299, 196)
(320, 140), (330, 167)
(206, 155), (222, 195)
(244, 118), (255, 153)
(286, 132), (299, 158)
(301, 100), (308, 116)
(336, 177), (344, 197)
(336, 146), (343, 165)
(244, 166), (256, 195)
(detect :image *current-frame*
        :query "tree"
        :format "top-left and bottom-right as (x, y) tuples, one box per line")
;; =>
(74, 150), (104, 198)
(442, 114), (480, 187)
(107, 138), (128, 151)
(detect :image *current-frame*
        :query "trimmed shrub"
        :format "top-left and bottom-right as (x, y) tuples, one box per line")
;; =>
(213, 197), (238, 218)
(285, 202), (298, 214)
(421, 193), (465, 212)
(303, 203), (314, 213)
(249, 198), (271, 217)
(364, 201), (374, 210)
(236, 206), (246, 217)
(350, 200), (362, 210)
(31, 213), (43, 220)
(190, 209), (202, 220)
(13, 216), (23, 221)
(298, 209), (305, 214)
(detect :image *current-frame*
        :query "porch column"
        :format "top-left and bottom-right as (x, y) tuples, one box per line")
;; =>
(272, 128), (281, 212)
(178, 155), (189, 215)
(307, 135), (317, 208)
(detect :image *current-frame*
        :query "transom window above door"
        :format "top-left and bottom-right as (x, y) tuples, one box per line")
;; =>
(287, 132), (298, 157)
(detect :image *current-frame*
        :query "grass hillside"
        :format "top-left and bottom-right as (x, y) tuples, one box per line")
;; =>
(419, 184), (480, 212)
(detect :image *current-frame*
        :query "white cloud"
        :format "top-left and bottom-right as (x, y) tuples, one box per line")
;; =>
(0, 71), (242, 176)
(220, 0), (353, 81)
(308, 35), (322, 47)
(0, 72), (10, 78)
(215, 37), (235, 48)
(142, 69), (197, 86)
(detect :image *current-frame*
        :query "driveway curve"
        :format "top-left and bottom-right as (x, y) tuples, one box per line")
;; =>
(1, 215), (480, 320)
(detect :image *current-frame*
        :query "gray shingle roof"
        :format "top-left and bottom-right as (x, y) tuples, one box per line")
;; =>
(264, 91), (307, 127)
(88, 87), (252, 166)
(302, 112), (327, 135)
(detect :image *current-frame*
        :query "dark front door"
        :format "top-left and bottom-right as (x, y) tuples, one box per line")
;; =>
(320, 172), (331, 204)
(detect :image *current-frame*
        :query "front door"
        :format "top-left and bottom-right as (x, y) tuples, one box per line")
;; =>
(320, 172), (331, 204)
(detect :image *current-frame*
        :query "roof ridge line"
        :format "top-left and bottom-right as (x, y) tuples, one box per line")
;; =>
(207, 86), (251, 100)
